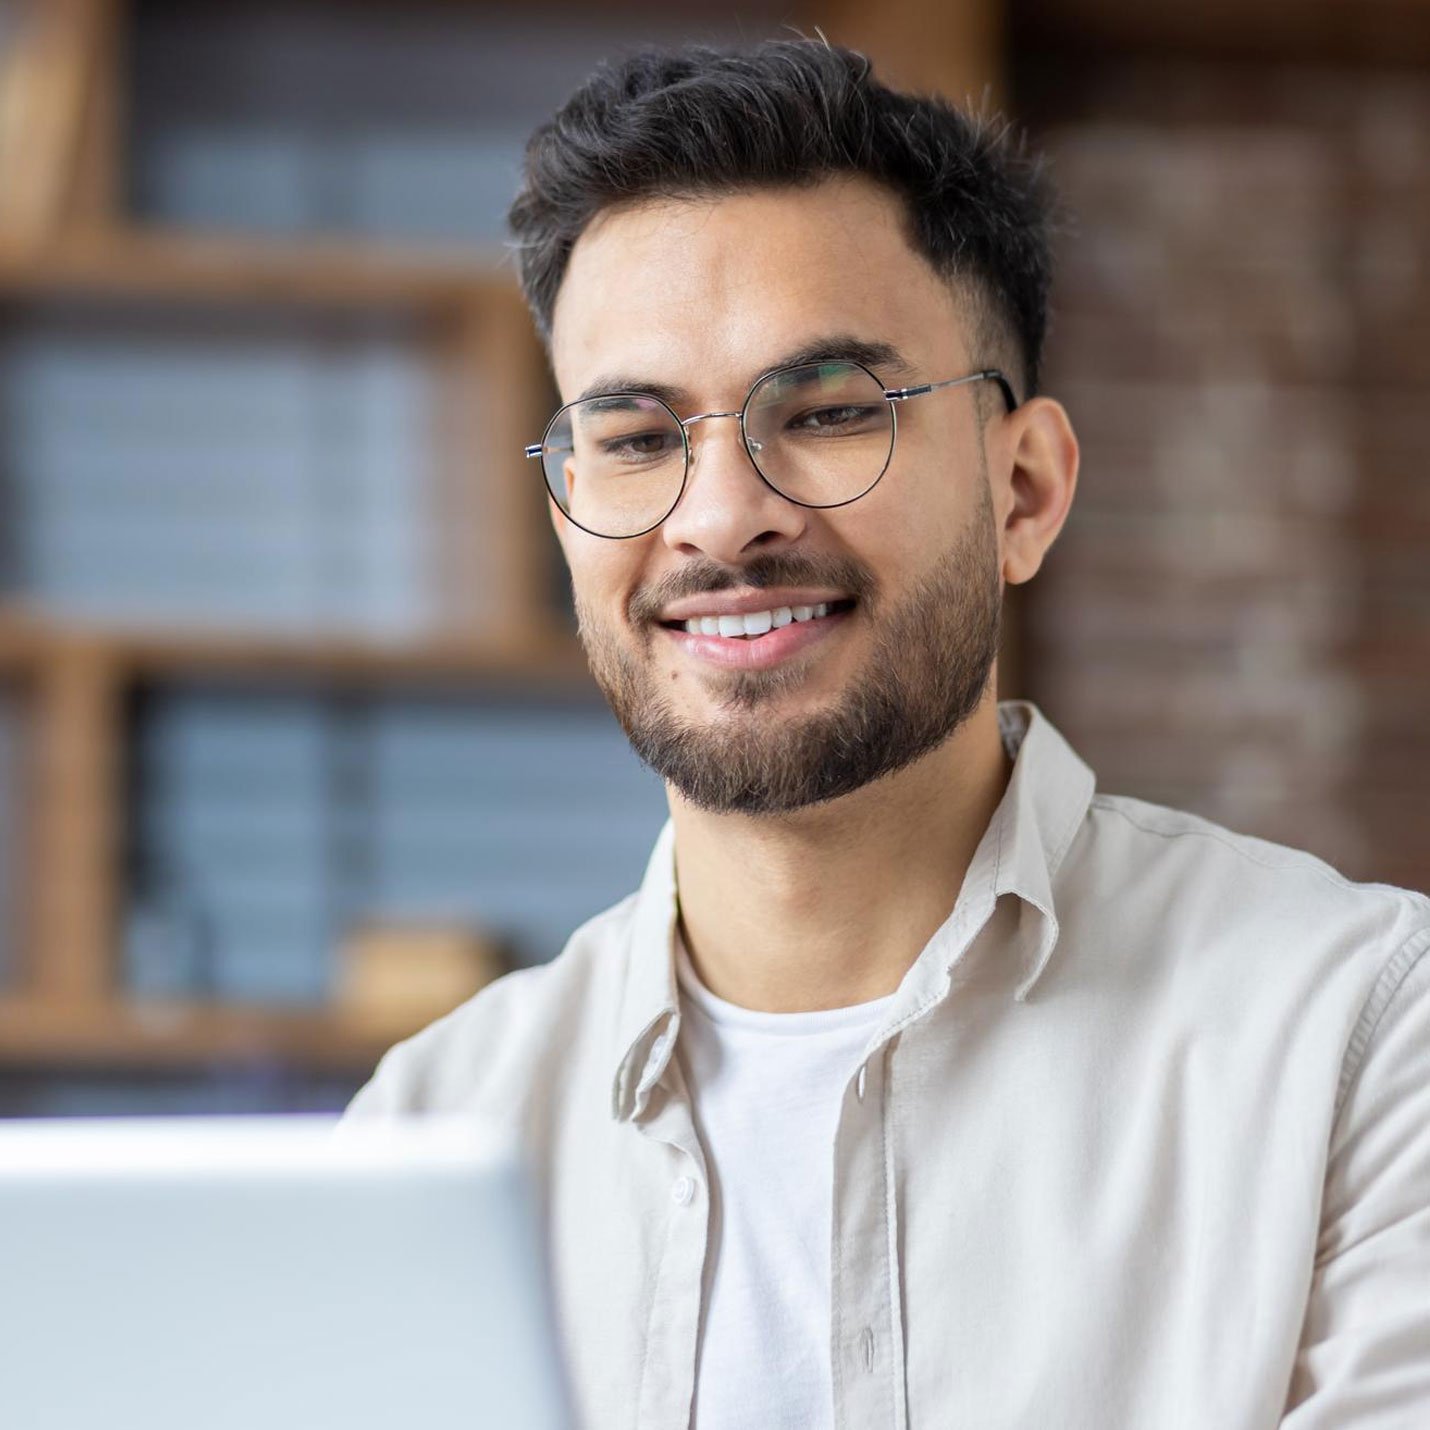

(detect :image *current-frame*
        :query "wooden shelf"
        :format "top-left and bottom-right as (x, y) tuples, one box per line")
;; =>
(0, 997), (420, 1073)
(0, 226), (518, 317)
(0, 610), (590, 688)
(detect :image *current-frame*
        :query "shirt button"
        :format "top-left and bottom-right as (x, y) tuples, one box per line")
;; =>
(671, 1176), (696, 1206)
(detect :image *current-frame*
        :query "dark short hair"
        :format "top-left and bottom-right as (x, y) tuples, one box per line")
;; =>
(507, 38), (1058, 398)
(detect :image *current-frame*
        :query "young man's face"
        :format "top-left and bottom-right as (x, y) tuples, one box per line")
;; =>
(546, 176), (1011, 815)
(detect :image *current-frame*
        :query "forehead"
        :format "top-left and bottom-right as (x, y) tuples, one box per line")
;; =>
(548, 177), (971, 400)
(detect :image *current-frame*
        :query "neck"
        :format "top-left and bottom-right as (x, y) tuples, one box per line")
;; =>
(669, 693), (1014, 1013)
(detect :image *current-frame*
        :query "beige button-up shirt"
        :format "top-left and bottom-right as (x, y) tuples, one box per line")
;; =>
(343, 699), (1430, 1429)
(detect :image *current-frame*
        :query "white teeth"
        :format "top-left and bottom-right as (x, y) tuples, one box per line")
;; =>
(679, 602), (843, 636)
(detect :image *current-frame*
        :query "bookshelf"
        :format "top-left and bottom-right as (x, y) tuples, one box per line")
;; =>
(0, 0), (581, 1089)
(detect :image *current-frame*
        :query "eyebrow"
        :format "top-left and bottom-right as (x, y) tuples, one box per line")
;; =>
(574, 334), (917, 407)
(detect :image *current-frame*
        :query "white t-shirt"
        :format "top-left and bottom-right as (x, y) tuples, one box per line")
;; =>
(674, 932), (896, 1430)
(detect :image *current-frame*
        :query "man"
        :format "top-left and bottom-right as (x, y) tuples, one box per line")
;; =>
(345, 39), (1430, 1429)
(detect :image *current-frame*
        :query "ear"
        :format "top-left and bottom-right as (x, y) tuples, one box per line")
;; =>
(547, 494), (574, 569)
(993, 396), (1079, 587)
(546, 461), (577, 549)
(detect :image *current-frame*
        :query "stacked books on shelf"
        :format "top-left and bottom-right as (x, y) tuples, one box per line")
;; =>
(124, 2), (752, 244)
(125, 687), (669, 1007)
(2, 306), (440, 636)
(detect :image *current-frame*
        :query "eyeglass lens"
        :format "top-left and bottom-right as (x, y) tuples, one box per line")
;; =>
(539, 361), (895, 539)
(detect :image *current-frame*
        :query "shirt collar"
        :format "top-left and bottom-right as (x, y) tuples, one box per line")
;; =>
(609, 698), (1097, 1121)
(900, 698), (1097, 1011)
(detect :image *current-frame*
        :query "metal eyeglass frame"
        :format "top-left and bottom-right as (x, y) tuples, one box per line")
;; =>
(523, 360), (1019, 540)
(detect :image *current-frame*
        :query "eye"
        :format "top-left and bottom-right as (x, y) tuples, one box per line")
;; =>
(601, 430), (681, 461)
(788, 403), (884, 433)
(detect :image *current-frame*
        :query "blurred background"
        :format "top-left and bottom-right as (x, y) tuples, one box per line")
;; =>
(0, 0), (1424, 1117)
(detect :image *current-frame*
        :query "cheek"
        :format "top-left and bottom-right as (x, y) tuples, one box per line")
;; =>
(855, 439), (978, 565)
(820, 485), (929, 589)
(561, 533), (648, 622)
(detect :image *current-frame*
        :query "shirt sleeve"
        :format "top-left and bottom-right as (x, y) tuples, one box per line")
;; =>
(1280, 927), (1430, 1426)
(340, 1052), (405, 1119)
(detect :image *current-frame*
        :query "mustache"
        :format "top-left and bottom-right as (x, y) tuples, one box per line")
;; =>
(628, 552), (877, 625)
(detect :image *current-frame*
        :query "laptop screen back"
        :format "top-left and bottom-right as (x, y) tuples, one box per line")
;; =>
(0, 1115), (572, 1430)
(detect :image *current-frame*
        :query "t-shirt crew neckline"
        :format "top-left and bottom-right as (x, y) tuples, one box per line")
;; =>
(673, 927), (898, 1036)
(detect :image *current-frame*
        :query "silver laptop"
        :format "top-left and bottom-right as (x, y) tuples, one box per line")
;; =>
(0, 1114), (573, 1429)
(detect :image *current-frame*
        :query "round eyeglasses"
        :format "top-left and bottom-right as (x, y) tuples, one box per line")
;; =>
(523, 358), (1018, 540)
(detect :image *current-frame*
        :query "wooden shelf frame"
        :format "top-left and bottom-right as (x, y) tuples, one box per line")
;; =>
(0, 609), (588, 687)
(0, 996), (420, 1073)
(0, 230), (560, 654)
(0, 226), (517, 316)
(0, 611), (592, 1073)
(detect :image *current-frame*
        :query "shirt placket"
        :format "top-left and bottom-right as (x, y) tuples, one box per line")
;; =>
(630, 1033), (710, 1430)
(830, 1038), (908, 1429)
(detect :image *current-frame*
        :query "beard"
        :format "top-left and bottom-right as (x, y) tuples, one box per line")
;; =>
(574, 479), (1003, 816)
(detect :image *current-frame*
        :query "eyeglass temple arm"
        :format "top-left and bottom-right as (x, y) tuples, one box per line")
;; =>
(884, 369), (1018, 414)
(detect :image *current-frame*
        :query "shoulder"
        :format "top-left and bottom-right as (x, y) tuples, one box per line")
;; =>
(342, 891), (642, 1119)
(1072, 792), (1430, 1012)
(1084, 789), (1430, 939)
(1062, 793), (1430, 1116)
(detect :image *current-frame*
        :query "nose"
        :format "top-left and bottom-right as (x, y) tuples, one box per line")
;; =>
(659, 413), (808, 563)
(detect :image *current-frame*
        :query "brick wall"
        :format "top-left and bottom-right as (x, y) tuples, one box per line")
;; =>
(1018, 61), (1430, 893)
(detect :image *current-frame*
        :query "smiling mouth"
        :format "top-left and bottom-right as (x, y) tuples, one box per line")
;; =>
(660, 598), (857, 639)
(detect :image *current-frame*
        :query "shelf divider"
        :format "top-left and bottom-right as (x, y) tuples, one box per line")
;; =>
(25, 638), (122, 1004)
